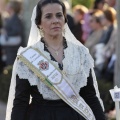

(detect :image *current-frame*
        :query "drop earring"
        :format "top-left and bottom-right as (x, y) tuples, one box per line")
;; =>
(63, 28), (66, 36)
(39, 27), (44, 37)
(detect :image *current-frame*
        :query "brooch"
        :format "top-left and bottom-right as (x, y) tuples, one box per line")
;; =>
(38, 60), (49, 71)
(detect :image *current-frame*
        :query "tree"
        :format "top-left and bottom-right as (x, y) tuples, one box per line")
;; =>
(114, 0), (120, 87)
(72, 0), (94, 8)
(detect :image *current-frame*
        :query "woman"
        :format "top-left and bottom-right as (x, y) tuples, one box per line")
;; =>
(100, 7), (117, 58)
(6, 0), (105, 120)
(85, 10), (104, 57)
(94, 7), (117, 72)
(72, 5), (88, 44)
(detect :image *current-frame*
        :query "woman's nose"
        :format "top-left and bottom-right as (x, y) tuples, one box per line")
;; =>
(52, 17), (59, 24)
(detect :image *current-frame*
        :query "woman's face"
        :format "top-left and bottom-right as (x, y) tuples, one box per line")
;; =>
(89, 17), (99, 31)
(40, 3), (65, 37)
(97, 2), (104, 10)
(73, 10), (83, 23)
(6, 3), (13, 15)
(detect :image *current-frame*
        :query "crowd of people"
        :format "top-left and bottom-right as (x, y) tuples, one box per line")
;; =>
(68, 0), (117, 85)
(71, 0), (117, 116)
(70, 0), (117, 117)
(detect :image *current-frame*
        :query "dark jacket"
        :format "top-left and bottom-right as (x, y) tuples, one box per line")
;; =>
(4, 13), (24, 46)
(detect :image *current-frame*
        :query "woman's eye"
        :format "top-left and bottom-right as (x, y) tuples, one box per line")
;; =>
(45, 15), (51, 19)
(57, 14), (63, 18)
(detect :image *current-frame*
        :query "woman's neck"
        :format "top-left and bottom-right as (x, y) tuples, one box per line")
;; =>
(43, 34), (63, 48)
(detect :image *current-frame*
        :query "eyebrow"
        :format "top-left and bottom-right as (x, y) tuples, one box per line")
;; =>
(44, 12), (63, 16)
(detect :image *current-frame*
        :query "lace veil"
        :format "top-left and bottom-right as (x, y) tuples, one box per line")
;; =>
(5, 5), (104, 120)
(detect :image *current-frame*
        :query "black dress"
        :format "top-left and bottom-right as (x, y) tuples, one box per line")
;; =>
(11, 39), (106, 120)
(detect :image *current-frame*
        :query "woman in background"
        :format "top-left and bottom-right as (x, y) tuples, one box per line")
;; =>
(72, 5), (88, 44)
(2, 1), (23, 65)
(94, 7), (117, 72)
(85, 10), (104, 57)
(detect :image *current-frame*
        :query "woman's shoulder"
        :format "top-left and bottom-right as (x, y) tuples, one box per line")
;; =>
(17, 46), (28, 55)
(15, 47), (38, 85)
(66, 40), (93, 64)
(67, 39), (87, 49)
(17, 44), (36, 56)
(72, 41), (94, 66)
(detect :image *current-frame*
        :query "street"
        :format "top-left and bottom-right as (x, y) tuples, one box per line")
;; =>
(0, 101), (6, 120)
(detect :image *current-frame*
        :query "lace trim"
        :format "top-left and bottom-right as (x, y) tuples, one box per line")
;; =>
(91, 68), (105, 111)
(16, 40), (95, 100)
(62, 43), (94, 94)
(16, 60), (60, 100)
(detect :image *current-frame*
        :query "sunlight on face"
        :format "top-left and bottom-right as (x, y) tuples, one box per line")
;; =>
(40, 3), (65, 37)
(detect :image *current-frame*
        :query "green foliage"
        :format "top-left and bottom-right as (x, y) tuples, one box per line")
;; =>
(0, 66), (12, 102)
(72, 0), (95, 8)
(6, 0), (9, 2)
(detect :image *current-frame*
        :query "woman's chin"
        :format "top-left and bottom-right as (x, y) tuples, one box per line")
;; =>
(50, 32), (62, 37)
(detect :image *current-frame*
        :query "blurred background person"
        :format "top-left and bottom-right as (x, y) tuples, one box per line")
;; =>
(63, 0), (75, 33)
(92, 7), (117, 117)
(82, 0), (106, 43)
(101, 7), (117, 82)
(99, 7), (116, 44)
(94, 7), (117, 81)
(72, 4), (88, 44)
(85, 10), (104, 57)
(1, 1), (24, 66)
(82, 10), (92, 42)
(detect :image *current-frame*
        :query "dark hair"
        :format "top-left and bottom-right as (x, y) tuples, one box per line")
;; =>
(104, 7), (116, 23)
(35, 0), (67, 29)
(94, 0), (105, 9)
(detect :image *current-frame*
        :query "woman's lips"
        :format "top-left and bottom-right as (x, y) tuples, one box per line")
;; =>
(52, 27), (60, 30)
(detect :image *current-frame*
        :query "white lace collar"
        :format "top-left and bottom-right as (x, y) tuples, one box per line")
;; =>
(16, 39), (94, 100)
